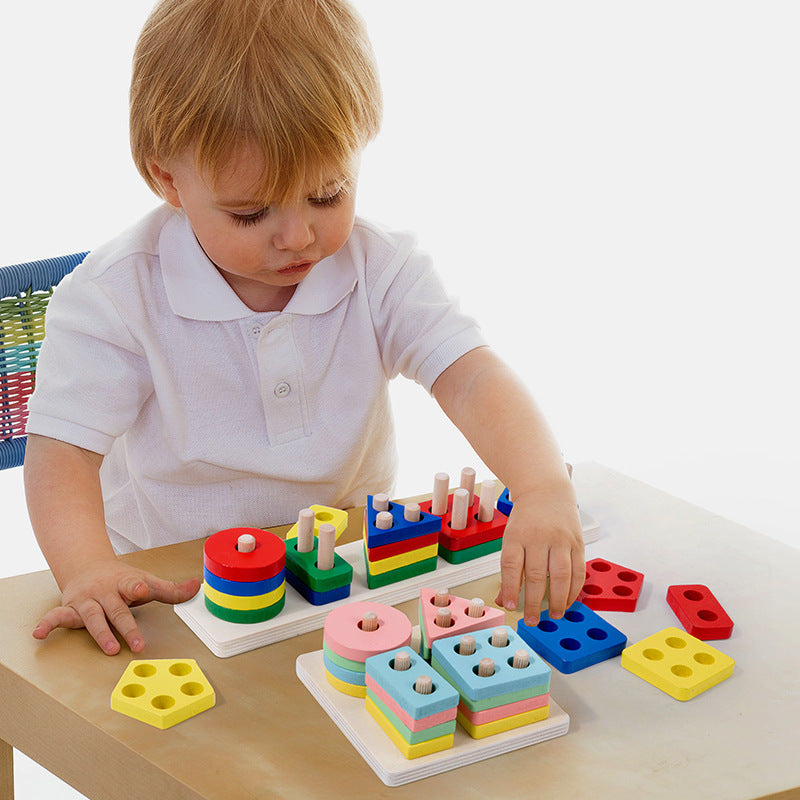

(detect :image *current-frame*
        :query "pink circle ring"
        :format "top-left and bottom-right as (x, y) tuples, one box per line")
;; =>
(323, 601), (412, 662)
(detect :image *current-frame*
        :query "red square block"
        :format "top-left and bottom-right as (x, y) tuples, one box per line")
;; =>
(666, 584), (733, 640)
(578, 558), (644, 612)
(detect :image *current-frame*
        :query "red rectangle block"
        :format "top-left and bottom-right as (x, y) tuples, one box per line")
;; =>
(666, 584), (733, 640)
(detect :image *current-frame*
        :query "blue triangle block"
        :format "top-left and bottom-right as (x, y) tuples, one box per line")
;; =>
(365, 495), (442, 548)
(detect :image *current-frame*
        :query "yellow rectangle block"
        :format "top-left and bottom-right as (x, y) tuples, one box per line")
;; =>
(365, 696), (454, 759)
(456, 705), (550, 739)
(365, 541), (440, 576)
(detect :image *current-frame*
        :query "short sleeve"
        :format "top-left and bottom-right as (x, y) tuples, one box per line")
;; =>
(26, 266), (153, 455)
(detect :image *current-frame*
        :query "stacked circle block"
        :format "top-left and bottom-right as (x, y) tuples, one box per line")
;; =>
(418, 586), (505, 661)
(363, 495), (441, 589)
(284, 506), (353, 605)
(203, 527), (286, 623)
(431, 626), (552, 739)
(418, 488), (506, 564)
(578, 558), (644, 612)
(364, 647), (460, 759)
(323, 601), (412, 697)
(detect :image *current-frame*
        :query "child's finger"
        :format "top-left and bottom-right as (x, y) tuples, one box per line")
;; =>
(33, 605), (84, 639)
(127, 575), (201, 607)
(522, 553), (548, 626)
(74, 598), (124, 655)
(495, 539), (524, 611)
(543, 548), (573, 620)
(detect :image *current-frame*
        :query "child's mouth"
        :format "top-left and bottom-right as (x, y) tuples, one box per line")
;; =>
(277, 261), (313, 275)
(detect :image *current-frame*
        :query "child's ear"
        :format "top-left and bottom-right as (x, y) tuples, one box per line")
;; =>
(147, 159), (182, 209)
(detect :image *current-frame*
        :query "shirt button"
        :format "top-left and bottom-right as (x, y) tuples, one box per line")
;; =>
(274, 382), (291, 398)
(251, 326), (262, 337)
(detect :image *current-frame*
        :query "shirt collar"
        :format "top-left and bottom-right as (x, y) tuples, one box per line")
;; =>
(159, 209), (357, 321)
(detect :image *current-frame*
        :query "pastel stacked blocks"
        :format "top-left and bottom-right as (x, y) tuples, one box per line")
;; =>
(363, 496), (441, 589)
(111, 659), (215, 729)
(621, 627), (735, 700)
(418, 587), (505, 661)
(323, 601), (413, 697)
(419, 490), (506, 564)
(364, 648), (460, 758)
(516, 601), (627, 673)
(431, 626), (551, 739)
(666, 584), (734, 640)
(203, 527), (286, 623)
(579, 558), (644, 612)
(284, 506), (353, 605)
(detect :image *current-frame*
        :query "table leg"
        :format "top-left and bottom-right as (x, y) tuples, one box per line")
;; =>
(0, 739), (13, 800)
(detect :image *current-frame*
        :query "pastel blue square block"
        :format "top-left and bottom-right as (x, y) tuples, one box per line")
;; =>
(497, 487), (513, 516)
(284, 570), (351, 605)
(365, 647), (459, 719)
(430, 626), (551, 702)
(203, 565), (284, 597)
(323, 651), (366, 687)
(365, 496), (442, 548)
(516, 601), (627, 674)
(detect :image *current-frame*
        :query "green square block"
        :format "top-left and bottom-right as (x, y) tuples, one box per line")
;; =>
(438, 537), (503, 564)
(285, 540), (353, 593)
(363, 544), (438, 589)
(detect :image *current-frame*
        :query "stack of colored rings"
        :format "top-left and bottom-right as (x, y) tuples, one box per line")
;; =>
(203, 527), (286, 623)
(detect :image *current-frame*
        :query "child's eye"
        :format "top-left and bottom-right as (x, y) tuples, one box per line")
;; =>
(230, 208), (269, 227)
(310, 186), (346, 208)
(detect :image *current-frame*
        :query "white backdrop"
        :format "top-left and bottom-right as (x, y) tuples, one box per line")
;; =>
(1, 3), (798, 796)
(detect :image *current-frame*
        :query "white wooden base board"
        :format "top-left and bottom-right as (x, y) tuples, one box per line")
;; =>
(175, 509), (599, 658)
(296, 649), (570, 786)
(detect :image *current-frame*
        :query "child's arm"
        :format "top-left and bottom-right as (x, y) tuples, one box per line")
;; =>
(24, 434), (200, 655)
(431, 346), (584, 624)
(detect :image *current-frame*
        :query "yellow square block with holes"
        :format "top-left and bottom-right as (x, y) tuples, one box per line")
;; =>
(285, 505), (349, 542)
(111, 659), (215, 729)
(621, 627), (734, 701)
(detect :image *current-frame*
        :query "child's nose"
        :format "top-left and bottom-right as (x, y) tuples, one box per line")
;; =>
(273, 209), (315, 251)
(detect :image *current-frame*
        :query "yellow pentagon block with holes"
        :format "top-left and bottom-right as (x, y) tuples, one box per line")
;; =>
(285, 505), (349, 542)
(111, 659), (215, 729)
(621, 627), (735, 701)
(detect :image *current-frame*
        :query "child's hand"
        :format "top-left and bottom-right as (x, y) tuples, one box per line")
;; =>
(33, 559), (201, 655)
(494, 482), (585, 625)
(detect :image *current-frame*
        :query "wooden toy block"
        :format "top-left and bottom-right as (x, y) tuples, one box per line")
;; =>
(365, 530), (439, 562)
(364, 495), (442, 549)
(365, 696), (455, 759)
(666, 585), (734, 640)
(284, 537), (353, 593)
(497, 487), (513, 516)
(456, 690), (550, 726)
(438, 537), (503, 565)
(323, 602), (412, 663)
(418, 587), (505, 660)
(110, 659), (215, 730)
(363, 544), (438, 590)
(365, 676), (459, 732)
(203, 527), (286, 582)
(323, 640), (367, 674)
(325, 667), (367, 698)
(578, 558), (644, 612)
(365, 540), (439, 575)
(203, 580), (285, 611)
(204, 589), (285, 624)
(621, 627), (735, 701)
(456, 705), (550, 740)
(430, 626), (550, 703)
(285, 505), (349, 542)
(418, 492), (506, 552)
(203, 565), (283, 597)
(516, 601), (627, 674)
(324, 651), (367, 689)
(366, 689), (457, 745)
(285, 572), (352, 606)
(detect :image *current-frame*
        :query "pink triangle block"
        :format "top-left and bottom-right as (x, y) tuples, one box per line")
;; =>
(419, 587), (506, 652)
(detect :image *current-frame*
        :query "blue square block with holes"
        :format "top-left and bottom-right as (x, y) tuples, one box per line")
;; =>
(365, 647), (459, 719)
(365, 496), (442, 548)
(431, 626), (550, 702)
(516, 602), (627, 674)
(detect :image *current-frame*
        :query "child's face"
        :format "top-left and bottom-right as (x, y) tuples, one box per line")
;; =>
(151, 146), (358, 310)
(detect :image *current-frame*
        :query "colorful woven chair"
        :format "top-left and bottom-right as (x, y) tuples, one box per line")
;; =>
(0, 253), (88, 470)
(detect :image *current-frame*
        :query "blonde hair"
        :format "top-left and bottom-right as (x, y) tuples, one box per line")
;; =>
(130, 0), (382, 204)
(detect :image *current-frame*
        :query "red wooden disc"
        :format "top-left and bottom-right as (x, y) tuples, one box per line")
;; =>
(204, 528), (286, 582)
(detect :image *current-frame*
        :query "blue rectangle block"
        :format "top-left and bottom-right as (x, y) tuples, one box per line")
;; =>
(516, 602), (627, 674)
(284, 570), (351, 606)
(365, 496), (442, 548)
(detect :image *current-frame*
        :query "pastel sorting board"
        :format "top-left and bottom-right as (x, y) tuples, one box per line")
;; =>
(176, 508), (600, 658)
(296, 649), (570, 786)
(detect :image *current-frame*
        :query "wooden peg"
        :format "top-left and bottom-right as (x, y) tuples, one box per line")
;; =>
(478, 658), (495, 677)
(434, 589), (450, 607)
(393, 651), (411, 671)
(512, 649), (530, 669)
(467, 598), (485, 618)
(432, 472), (450, 516)
(375, 511), (393, 530)
(296, 508), (315, 553)
(414, 675), (433, 695)
(478, 479), (497, 522)
(450, 488), (470, 530)
(460, 467), (476, 500)
(317, 523), (336, 570)
(236, 533), (256, 553)
(458, 635), (476, 656)
(360, 611), (379, 632)
(403, 502), (421, 522)
(372, 493), (390, 512)
(490, 627), (508, 647)
(434, 607), (452, 628)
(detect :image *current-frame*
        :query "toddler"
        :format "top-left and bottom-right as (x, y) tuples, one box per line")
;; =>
(24, 0), (584, 655)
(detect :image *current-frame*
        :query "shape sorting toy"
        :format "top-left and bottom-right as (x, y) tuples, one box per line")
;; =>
(431, 626), (551, 739)
(496, 487), (513, 516)
(578, 558), (644, 612)
(621, 627), (735, 701)
(323, 601), (413, 697)
(516, 602), (627, 674)
(418, 587), (506, 661)
(203, 528), (286, 623)
(111, 659), (215, 729)
(285, 505), (349, 542)
(666, 584), (734, 640)
(365, 647), (460, 758)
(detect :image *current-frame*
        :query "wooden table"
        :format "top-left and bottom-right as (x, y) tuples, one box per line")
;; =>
(1, 463), (798, 799)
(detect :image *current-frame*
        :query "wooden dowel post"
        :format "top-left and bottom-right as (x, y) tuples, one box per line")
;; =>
(296, 508), (315, 554)
(432, 472), (450, 516)
(478, 479), (497, 522)
(317, 523), (336, 570)
(450, 488), (470, 530)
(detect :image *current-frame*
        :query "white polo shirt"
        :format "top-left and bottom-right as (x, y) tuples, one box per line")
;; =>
(27, 205), (486, 552)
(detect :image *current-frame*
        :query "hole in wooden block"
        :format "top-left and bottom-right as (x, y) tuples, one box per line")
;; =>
(168, 662), (192, 676)
(671, 664), (692, 678)
(180, 682), (205, 696)
(683, 589), (704, 602)
(643, 648), (664, 661)
(133, 664), (156, 678)
(121, 684), (145, 698)
(151, 695), (176, 710)
(665, 636), (687, 649)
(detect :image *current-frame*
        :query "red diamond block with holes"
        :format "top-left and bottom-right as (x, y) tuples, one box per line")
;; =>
(578, 558), (644, 612)
(666, 584), (733, 640)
